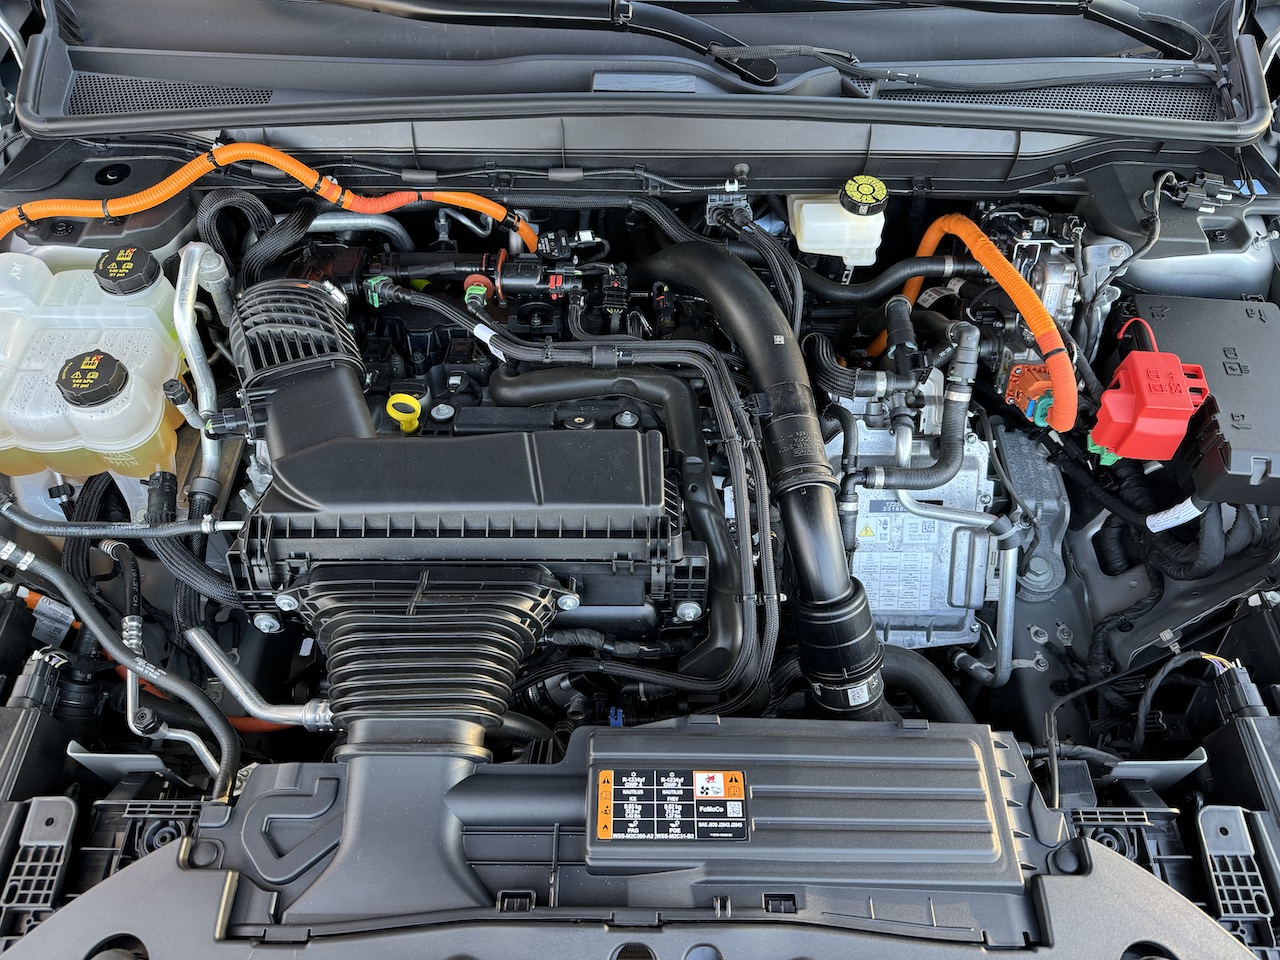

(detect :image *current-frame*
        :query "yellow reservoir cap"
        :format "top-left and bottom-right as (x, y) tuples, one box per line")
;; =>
(839, 175), (888, 217)
(386, 393), (422, 433)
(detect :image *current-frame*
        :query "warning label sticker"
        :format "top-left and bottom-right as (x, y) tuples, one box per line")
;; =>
(596, 769), (747, 841)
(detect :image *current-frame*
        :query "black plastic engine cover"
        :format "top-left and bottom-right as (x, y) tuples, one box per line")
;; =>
(193, 718), (1068, 947)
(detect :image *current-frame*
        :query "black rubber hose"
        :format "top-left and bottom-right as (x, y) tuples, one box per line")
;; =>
(1025, 743), (1121, 766)
(102, 541), (141, 619)
(0, 537), (239, 799)
(489, 365), (742, 678)
(639, 242), (884, 717)
(0, 501), (222, 540)
(150, 538), (240, 608)
(800, 257), (986, 303)
(196, 188), (276, 266)
(491, 711), (555, 743)
(883, 295), (919, 378)
(862, 320), (980, 491)
(880, 644), (975, 724)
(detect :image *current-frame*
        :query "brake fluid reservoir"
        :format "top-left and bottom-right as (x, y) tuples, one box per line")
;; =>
(0, 246), (182, 479)
(789, 176), (888, 270)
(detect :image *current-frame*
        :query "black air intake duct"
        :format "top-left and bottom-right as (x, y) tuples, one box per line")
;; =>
(299, 566), (563, 745)
(640, 244), (886, 717)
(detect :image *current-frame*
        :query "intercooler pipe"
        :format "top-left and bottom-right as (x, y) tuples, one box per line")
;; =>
(640, 243), (886, 717)
(879, 645), (975, 724)
(184, 627), (334, 732)
(174, 242), (226, 494)
(488, 366), (743, 679)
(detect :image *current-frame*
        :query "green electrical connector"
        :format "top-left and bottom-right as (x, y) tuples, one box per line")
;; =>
(1087, 434), (1122, 466)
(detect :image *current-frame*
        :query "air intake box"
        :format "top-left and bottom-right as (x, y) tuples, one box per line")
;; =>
(229, 429), (707, 628)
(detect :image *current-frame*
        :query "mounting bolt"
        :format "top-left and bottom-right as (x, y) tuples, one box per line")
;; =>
(429, 402), (456, 422)
(978, 493), (992, 505)
(969, 621), (982, 633)
(557, 594), (581, 612)
(614, 410), (640, 428)
(274, 594), (299, 612)
(253, 613), (282, 634)
(1029, 625), (1050, 645)
(675, 601), (704, 621)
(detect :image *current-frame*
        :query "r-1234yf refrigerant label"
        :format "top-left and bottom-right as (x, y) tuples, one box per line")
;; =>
(595, 769), (748, 841)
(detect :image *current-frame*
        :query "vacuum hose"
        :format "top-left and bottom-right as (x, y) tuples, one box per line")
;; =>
(641, 243), (886, 717)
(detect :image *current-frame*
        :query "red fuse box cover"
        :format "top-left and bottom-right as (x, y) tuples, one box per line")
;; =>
(1092, 350), (1208, 461)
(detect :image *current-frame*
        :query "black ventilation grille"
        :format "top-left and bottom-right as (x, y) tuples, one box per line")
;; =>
(68, 74), (273, 115)
(876, 82), (1220, 121)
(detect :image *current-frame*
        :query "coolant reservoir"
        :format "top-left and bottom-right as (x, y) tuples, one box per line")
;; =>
(0, 246), (182, 479)
(789, 176), (888, 269)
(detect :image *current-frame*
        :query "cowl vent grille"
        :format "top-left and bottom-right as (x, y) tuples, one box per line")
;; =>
(68, 75), (273, 115)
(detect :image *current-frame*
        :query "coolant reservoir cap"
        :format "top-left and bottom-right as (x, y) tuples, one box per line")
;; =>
(839, 175), (888, 217)
(93, 245), (161, 296)
(57, 351), (129, 407)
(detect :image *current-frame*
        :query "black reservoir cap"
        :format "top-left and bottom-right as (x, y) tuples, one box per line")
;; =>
(94, 245), (161, 296)
(57, 351), (129, 407)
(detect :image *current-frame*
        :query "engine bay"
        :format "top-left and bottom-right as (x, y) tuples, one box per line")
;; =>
(0, 154), (1277, 957)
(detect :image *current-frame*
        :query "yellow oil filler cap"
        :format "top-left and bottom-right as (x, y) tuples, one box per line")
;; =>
(386, 393), (422, 434)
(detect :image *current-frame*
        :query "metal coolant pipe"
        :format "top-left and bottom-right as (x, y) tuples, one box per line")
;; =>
(174, 242), (225, 492)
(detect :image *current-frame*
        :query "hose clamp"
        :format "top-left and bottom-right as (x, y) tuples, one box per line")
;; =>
(121, 615), (144, 654)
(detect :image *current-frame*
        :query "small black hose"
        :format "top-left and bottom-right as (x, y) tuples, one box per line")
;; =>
(490, 711), (555, 743)
(801, 257), (986, 303)
(1024, 743), (1121, 766)
(0, 537), (239, 799)
(882, 296), (919, 378)
(0, 501), (221, 540)
(101, 542), (141, 619)
(880, 644), (975, 724)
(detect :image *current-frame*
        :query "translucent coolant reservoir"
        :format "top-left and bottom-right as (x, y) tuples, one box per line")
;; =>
(0, 247), (182, 479)
(789, 176), (888, 270)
